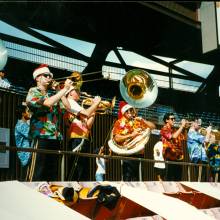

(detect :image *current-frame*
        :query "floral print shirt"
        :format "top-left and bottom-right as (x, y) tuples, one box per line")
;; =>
(206, 143), (220, 173)
(160, 125), (184, 161)
(26, 87), (65, 140)
(112, 116), (148, 146)
(15, 119), (31, 166)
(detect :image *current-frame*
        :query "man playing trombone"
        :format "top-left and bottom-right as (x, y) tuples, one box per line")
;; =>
(26, 64), (73, 181)
(64, 84), (101, 181)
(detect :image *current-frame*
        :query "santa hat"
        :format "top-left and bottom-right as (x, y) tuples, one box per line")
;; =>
(33, 64), (53, 80)
(118, 101), (134, 119)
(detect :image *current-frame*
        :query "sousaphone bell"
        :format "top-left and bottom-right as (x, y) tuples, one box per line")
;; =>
(120, 69), (158, 108)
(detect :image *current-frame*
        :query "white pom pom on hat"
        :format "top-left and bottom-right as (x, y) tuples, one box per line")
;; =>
(33, 64), (53, 80)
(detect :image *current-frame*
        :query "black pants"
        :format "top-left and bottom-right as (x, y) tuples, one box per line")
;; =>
(122, 155), (142, 181)
(166, 160), (182, 181)
(29, 138), (61, 181)
(67, 138), (90, 181)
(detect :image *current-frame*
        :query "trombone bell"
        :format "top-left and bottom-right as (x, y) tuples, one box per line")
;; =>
(120, 69), (158, 108)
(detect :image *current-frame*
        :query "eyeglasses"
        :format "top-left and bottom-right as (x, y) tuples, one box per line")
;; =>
(42, 73), (52, 78)
(169, 117), (175, 121)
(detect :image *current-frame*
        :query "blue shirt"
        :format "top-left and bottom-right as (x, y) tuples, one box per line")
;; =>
(15, 119), (31, 166)
(187, 129), (207, 163)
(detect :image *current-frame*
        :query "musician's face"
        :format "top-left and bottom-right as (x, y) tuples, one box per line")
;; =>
(69, 89), (80, 101)
(167, 115), (175, 126)
(37, 73), (53, 86)
(124, 108), (136, 119)
(194, 120), (201, 130)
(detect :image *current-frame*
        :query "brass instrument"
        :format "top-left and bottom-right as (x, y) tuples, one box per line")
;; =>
(199, 127), (220, 144)
(120, 69), (158, 108)
(108, 123), (151, 155)
(108, 69), (158, 155)
(81, 93), (116, 114)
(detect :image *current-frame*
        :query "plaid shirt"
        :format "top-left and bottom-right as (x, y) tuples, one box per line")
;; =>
(26, 87), (65, 140)
(160, 124), (184, 161)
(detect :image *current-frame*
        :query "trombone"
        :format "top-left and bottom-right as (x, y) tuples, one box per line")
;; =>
(80, 92), (116, 114)
(56, 71), (116, 114)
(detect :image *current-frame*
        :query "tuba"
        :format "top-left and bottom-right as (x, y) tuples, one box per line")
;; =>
(120, 69), (158, 108)
(108, 69), (158, 155)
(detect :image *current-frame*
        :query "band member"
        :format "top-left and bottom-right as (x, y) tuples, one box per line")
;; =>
(65, 85), (101, 181)
(112, 101), (155, 181)
(187, 118), (211, 181)
(14, 104), (31, 180)
(206, 132), (220, 182)
(26, 64), (72, 181)
(153, 140), (165, 181)
(160, 112), (187, 181)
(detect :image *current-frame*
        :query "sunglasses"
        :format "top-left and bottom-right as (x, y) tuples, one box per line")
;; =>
(169, 117), (175, 121)
(42, 73), (52, 78)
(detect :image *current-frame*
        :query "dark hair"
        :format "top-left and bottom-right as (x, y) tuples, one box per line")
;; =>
(16, 105), (27, 119)
(163, 112), (175, 123)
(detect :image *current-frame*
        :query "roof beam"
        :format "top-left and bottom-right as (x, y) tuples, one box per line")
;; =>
(138, 1), (201, 29)
(0, 17), (89, 62)
(104, 61), (203, 82)
(146, 55), (204, 81)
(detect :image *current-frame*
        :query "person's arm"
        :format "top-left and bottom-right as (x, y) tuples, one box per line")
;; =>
(61, 95), (71, 112)
(172, 119), (186, 139)
(114, 130), (139, 143)
(135, 117), (156, 130)
(43, 79), (72, 107)
(79, 96), (101, 118)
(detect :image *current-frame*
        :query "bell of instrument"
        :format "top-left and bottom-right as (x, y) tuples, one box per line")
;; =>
(71, 71), (83, 90)
(120, 69), (158, 108)
(81, 96), (116, 114)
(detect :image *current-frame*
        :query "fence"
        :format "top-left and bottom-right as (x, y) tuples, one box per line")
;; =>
(0, 88), (217, 182)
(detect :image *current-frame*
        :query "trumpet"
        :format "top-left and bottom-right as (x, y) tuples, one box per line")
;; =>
(173, 120), (194, 128)
(81, 93), (116, 114)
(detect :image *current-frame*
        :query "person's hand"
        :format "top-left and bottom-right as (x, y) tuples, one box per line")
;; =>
(63, 79), (73, 90)
(206, 126), (212, 134)
(180, 119), (187, 128)
(93, 96), (101, 105)
(131, 130), (139, 138)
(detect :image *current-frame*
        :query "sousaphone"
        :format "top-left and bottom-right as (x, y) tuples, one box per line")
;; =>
(108, 69), (158, 155)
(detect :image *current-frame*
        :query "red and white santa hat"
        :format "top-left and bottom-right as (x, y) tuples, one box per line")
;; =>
(118, 101), (134, 119)
(33, 64), (53, 80)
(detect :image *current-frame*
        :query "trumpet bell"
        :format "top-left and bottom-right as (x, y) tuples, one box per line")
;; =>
(120, 69), (158, 108)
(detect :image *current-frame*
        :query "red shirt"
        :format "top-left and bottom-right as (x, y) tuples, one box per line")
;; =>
(160, 124), (184, 161)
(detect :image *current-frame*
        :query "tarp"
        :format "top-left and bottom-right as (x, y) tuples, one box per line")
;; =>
(0, 181), (89, 220)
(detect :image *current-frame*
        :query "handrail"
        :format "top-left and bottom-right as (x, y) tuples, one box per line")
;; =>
(0, 145), (211, 168)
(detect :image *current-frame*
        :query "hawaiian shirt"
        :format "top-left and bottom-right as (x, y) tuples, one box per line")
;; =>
(187, 129), (207, 163)
(64, 98), (90, 139)
(26, 87), (66, 140)
(206, 143), (220, 173)
(112, 116), (147, 146)
(160, 125), (184, 161)
(15, 119), (31, 166)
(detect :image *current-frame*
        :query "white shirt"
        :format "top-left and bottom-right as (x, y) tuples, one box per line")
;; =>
(153, 141), (165, 169)
(68, 98), (83, 114)
(96, 158), (106, 174)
